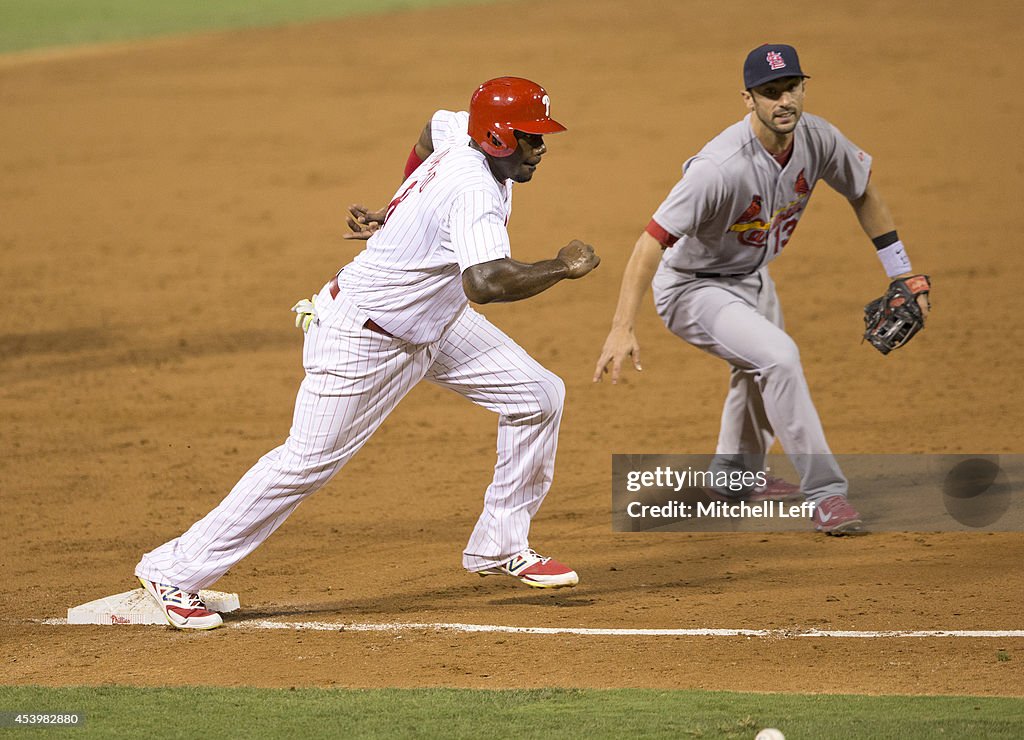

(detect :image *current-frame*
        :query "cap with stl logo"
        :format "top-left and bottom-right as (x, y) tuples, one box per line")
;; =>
(743, 44), (810, 89)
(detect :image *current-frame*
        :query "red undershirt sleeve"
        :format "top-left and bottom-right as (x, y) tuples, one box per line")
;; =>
(645, 218), (679, 248)
(404, 146), (425, 179)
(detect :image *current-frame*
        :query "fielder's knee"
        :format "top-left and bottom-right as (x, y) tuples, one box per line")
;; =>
(759, 339), (802, 375)
(752, 340), (806, 390)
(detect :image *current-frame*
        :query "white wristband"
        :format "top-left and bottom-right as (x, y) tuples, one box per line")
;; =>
(877, 240), (912, 278)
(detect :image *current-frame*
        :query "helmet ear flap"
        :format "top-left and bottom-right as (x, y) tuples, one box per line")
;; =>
(487, 130), (506, 151)
(479, 121), (515, 157)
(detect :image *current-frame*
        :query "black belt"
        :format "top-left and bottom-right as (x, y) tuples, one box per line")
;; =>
(694, 271), (753, 279)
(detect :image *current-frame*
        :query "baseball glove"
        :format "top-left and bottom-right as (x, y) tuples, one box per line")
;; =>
(863, 274), (931, 354)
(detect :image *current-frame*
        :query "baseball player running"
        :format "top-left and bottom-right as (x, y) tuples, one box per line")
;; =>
(593, 44), (930, 535)
(135, 77), (599, 630)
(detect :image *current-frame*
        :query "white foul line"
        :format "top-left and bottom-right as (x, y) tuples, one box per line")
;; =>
(231, 620), (1024, 638)
(34, 618), (1024, 637)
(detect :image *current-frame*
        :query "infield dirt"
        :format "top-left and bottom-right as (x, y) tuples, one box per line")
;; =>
(2, 0), (1022, 695)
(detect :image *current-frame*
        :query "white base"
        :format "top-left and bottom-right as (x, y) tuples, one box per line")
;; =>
(67, 588), (240, 625)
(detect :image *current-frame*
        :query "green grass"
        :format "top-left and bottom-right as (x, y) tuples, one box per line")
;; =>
(0, 0), (495, 54)
(1, 687), (1022, 739)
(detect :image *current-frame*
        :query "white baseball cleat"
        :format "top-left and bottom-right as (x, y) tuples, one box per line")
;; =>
(477, 548), (579, 589)
(138, 577), (224, 630)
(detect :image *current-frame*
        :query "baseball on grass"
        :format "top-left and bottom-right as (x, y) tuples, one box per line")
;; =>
(755, 730), (785, 740)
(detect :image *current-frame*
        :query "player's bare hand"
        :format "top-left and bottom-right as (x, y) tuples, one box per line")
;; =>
(557, 240), (600, 278)
(343, 203), (387, 240)
(593, 326), (641, 384)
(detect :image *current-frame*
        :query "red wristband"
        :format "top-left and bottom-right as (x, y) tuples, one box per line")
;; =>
(404, 146), (425, 179)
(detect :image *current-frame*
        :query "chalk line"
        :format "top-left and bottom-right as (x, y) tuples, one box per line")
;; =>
(37, 617), (1024, 637)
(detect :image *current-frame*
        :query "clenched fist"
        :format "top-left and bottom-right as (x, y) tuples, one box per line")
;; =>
(557, 239), (600, 278)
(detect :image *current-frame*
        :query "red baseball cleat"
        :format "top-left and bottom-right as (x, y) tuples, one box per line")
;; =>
(748, 476), (803, 502)
(138, 577), (224, 630)
(813, 494), (866, 536)
(477, 548), (579, 589)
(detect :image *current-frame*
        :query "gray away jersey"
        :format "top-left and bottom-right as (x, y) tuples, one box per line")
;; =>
(650, 112), (872, 276)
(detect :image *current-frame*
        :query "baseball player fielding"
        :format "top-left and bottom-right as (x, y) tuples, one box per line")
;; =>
(594, 44), (931, 536)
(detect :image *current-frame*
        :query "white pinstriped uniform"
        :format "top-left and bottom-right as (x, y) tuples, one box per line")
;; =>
(136, 111), (565, 590)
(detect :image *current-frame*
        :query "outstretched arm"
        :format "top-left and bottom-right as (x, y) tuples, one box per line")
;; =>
(461, 240), (599, 304)
(592, 230), (664, 383)
(850, 180), (929, 317)
(850, 180), (896, 240)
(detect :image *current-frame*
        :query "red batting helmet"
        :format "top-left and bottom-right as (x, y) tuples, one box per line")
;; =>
(468, 77), (567, 158)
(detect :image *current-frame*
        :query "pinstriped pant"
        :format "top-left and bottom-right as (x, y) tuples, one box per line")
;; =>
(135, 283), (565, 591)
